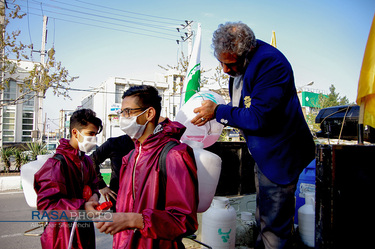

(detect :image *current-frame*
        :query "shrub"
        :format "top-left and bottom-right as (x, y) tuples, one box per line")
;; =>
(26, 142), (48, 161)
(1, 147), (15, 173)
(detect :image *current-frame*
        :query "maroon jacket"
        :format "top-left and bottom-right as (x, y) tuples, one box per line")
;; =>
(34, 138), (100, 249)
(113, 119), (199, 249)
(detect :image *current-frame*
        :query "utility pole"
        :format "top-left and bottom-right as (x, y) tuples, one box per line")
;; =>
(176, 20), (193, 53)
(34, 15), (47, 142)
(40, 16), (47, 65)
(187, 24), (192, 59)
(0, 0), (6, 148)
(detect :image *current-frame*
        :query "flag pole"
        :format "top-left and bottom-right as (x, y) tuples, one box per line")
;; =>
(358, 98), (365, 144)
(271, 30), (277, 48)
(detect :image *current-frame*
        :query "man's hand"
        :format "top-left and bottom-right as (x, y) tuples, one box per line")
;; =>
(100, 186), (117, 202)
(191, 100), (217, 126)
(95, 212), (144, 235)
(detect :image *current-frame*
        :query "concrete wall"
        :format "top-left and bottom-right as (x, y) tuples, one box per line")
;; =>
(0, 176), (21, 191)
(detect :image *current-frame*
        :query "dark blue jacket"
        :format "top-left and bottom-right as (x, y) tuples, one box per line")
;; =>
(216, 40), (315, 184)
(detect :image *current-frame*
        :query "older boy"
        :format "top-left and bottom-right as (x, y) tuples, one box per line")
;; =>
(96, 85), (199, 249)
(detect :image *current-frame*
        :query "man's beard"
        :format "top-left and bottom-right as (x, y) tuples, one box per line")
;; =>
(227, 60), (248, 77)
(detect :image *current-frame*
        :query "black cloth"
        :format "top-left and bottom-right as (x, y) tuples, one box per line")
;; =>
(90, 135), (134, 193)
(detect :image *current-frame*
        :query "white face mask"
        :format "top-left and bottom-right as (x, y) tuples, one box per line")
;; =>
(76, 130), (97, 153)
(120, 109), (149, 140)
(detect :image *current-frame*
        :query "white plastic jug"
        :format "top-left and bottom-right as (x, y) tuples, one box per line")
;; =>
(21, 154), (54, 208)
(202, 197), (237, 249)
(183, 140), (221, 212)
(176, 91), (226, 148)
(298, 191), (315, 247)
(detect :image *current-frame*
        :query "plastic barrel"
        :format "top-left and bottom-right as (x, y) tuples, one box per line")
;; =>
(176, 91), (226, 148)
(294, 159), (315, 224)
(202, 197), (237, 249)
(298, 191), (315, 247)
(183, 140), (221, 213)
(21, 154), (54, 208)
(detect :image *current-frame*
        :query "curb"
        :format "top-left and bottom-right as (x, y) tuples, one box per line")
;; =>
(0, 176), (22, 192)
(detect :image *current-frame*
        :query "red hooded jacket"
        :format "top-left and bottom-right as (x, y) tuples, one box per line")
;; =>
(113, 119), (199, 249)
(34, 138), (100, 249)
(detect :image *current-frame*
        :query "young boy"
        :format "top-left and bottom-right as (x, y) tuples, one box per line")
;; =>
(34, 109), (103, 249)
(95, 85), (199, 249)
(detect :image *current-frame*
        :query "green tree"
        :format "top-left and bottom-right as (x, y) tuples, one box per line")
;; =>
(1, 3), (77, 107)
(306, 113), (321, 136)
(307, 84), (351, 136)
(158, 51), (210, 91)
(14, 148), (29, 171)
(26, 142), (47, 161)
(208, 64), (230, 99)
(0, 147), (15, 172)
(318, 84), (350, 109)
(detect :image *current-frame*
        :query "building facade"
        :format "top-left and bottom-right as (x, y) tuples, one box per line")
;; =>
(1, 60), (38, 145)
(80, 75), (175, 144)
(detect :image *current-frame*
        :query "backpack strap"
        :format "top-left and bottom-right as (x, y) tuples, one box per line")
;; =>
(53, 154), (67, 168)
(157, 140), (179, 209)
(53, 153), (72, 183)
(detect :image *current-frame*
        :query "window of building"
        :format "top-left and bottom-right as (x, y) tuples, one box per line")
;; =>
(115, 84), (126, 103)
(3, 79), (17, 104)
(2, 106), (16, 142)
(23, 90), (35, 107)
(158, 89), (164, 98)
(22, 109), (34, 142)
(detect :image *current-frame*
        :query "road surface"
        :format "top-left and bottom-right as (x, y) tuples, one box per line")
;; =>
(0, 190), (112, 249)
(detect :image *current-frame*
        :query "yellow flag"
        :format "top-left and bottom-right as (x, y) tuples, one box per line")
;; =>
(357, 14), (375, 128)
(271, 30), (277, 48)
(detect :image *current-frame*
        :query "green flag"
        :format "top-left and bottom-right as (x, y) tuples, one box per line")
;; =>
(180, 23), (201, 106)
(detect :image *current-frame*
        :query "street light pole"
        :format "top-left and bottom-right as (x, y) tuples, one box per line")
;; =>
(297, 81), (314, 93)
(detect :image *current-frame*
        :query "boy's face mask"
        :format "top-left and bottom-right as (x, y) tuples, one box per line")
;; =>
(120, 108), (149, 140)
(76, 130), (97, 153)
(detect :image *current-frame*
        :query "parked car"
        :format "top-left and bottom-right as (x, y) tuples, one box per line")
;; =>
(315, 105), (375, 143)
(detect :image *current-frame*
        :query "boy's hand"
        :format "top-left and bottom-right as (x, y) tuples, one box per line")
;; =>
(88, 193), (99, 202)
(85, 199), (100, 218)
(95, 212), (144, 235)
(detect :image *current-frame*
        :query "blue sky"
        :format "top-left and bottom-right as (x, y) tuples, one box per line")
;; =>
(6, 0), (375, 129)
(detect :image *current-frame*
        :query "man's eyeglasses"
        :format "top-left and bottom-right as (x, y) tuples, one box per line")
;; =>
(117, 108), (146, 117)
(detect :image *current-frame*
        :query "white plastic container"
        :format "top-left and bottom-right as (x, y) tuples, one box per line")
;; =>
(202, 197), (237, 249)
(183, 140), (221, 212)
(176, 91), (226, 148)
(298, 191), (315, 247)
(21, 154), (54, 208)
(235, 212), (255, 248)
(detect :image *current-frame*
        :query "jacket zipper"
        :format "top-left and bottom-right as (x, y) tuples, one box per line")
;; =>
(132, 145), (142, 200)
